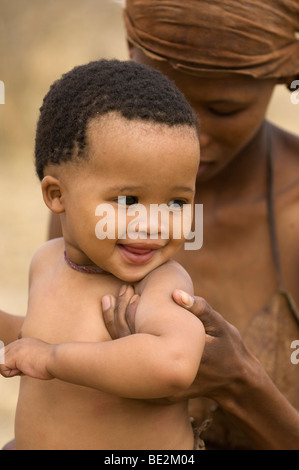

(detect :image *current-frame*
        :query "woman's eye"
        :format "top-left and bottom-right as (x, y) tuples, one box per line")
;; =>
(168, 199), (186, 209)
(118, 196), (138, 206)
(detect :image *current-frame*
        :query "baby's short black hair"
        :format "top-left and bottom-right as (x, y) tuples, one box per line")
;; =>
(35, 59), (199, 180)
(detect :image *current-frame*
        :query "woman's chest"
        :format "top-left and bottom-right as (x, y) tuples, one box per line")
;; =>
(175, 195), (299, 332)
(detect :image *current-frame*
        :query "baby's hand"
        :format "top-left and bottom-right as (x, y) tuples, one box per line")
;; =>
(0, 337), (54, 380)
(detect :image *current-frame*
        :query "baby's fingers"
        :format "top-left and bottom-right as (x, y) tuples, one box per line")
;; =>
(101, 295), (118, 339)
(102, 285), (139, 339)
(0, 364), (22, 378)
(115, 285), (138, 336)
(0, 347), (21, 378)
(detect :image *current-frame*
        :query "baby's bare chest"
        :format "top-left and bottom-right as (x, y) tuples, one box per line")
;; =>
(21, 271), (124, 344)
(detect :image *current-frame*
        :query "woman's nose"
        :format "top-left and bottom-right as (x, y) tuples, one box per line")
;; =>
(199, 131), (211, 148)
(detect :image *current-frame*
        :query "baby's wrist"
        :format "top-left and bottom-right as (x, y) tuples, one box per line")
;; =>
(46, 343), (58, 378)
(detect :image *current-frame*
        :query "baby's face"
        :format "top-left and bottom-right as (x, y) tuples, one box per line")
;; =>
(60, 114), (200, 282)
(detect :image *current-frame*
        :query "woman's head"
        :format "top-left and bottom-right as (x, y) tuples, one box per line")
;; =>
(130, 47), (276, 181)
(124, 0), (299, 85)
(124, 0), (298, 179)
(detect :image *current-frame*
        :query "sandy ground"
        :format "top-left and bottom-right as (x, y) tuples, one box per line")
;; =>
(0, 0), (298, 450)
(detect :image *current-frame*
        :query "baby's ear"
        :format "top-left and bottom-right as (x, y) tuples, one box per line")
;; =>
(41, 176), (65, 213)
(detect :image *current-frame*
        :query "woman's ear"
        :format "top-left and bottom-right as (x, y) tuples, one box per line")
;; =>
(41, 176), (65, 213)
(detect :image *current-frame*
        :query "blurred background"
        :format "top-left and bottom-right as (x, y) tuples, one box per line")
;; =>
(0, 0), (298, 449)
(0, 0), (127, 448)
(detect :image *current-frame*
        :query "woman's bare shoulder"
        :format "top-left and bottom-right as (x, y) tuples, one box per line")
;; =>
(272, 125), (299, 191)
(273, 125), (299, 161)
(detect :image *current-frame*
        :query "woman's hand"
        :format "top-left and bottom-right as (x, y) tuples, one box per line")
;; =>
(102, 286), (257, 402)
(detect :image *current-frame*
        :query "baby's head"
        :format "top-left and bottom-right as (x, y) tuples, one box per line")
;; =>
(36, 60), (200, 281)
(35, 59), (198, 180)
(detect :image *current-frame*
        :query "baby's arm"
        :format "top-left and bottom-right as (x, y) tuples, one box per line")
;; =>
(0, 261), (205, 399)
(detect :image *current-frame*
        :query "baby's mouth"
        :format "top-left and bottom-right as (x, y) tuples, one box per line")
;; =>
(118, 243), (161, 264)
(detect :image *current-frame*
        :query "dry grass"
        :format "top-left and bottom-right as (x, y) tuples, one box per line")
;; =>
(0, 0), (298, 449)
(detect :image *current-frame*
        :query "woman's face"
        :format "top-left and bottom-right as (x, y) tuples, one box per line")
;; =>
(131, 47), (276, 182)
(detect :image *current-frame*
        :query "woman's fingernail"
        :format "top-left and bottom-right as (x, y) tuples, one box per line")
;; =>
(179, 290), (194, 308)
(119, 285), (127, 296)
(129, 294), (139, 304)
(101, 295), (111, 311)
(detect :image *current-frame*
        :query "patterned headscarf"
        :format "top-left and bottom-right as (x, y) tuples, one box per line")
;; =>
(124, 0), (299, 84)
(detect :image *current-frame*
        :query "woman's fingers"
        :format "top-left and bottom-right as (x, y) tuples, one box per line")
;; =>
(172, 289), (225, 337)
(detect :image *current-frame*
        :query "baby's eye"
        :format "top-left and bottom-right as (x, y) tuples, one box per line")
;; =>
(118, 196), (139, 206)
(167, 199), (186, 209)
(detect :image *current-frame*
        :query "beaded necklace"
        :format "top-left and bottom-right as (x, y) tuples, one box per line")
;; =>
(64, 250), (109, 274)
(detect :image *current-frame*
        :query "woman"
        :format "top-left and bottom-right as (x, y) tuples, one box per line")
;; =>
(2, 0), (299, 450)
(102, 0), (299, 449)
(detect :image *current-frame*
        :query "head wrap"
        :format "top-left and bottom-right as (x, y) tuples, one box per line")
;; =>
(124, 0), (299, 83)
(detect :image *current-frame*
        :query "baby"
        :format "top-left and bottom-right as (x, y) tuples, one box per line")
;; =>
(0, 59), (204, 450)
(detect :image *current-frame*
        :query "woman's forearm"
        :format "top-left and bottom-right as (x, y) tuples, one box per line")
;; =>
(218, 355), (299, 450)
(0, 310), (24, 345)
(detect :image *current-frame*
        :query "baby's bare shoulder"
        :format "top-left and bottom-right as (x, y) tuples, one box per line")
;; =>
(135, 259), (193, 297)
(29, 238), (64, 274)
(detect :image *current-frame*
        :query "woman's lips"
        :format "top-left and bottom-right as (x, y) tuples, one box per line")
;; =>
(118, 243), (160, 264)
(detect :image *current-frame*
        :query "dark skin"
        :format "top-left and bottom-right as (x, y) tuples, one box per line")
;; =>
(97, 47), (299, 450)
(2, 286), (299, 450)
(4, 80), (299, 450)
(1, 46), (299, 450)
(102, 286), (299, 450)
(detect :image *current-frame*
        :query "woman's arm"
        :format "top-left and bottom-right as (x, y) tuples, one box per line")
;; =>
(102, 288), (299, 450)
(173, 292), (299, 450)
(0, 310), (24, 345)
